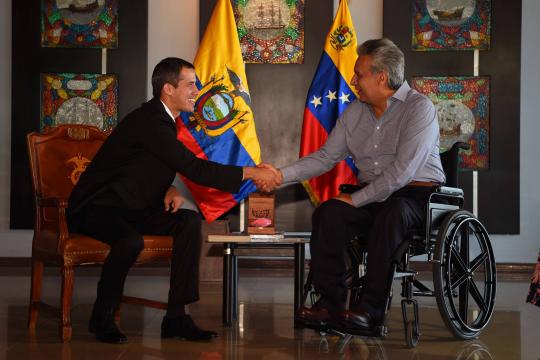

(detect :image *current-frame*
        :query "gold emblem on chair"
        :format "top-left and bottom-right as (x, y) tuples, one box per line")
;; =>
(67, 127), (90, 140)
(66, 153), (91, 185)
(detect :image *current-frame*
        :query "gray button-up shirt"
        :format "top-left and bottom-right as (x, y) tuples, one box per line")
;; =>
(280, 81), (445, 208)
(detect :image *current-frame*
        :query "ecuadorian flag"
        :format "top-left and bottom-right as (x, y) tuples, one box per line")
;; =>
(178, 0), (261, 223)
(300, 0), (359, 206)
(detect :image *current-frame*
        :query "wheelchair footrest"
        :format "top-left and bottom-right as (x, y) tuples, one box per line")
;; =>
(412, 279), (434, 296)
(296, 318), (388, 338)
(328, 324), (388, 338)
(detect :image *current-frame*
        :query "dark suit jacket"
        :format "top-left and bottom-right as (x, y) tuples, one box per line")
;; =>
(67, 98), (243, 221)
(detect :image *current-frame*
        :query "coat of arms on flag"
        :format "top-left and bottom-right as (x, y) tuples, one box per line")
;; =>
(187, 66), (252, 137)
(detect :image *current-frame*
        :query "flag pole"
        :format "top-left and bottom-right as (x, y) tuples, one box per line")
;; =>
(239, 199), (245, 232)
(473, 49), (479, 218)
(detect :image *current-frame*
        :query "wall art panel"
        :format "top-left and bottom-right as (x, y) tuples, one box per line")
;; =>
(412, 0), (490, 51)
(41, 73), (118, 132)
(41, 0), (118, 48)
(232, 0), (304, 63)
(412, 76), (490, 170)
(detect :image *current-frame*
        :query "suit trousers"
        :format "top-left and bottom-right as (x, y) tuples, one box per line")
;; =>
(75, 204), (202, 313)
(310, 186), (432, 321)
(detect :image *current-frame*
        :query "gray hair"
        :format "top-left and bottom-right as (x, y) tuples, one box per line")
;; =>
(357, 38), (404, 90)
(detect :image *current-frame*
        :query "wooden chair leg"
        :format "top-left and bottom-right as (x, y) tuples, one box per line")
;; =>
(60, 266), (74, 342)
(28, 259), (44, 329)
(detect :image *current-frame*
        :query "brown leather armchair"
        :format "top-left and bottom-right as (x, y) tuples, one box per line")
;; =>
(26, 124), (175, 342)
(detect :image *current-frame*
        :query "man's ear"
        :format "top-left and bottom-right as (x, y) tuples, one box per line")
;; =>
(162, 83), (173, 96)
(378, 71), (387, 86)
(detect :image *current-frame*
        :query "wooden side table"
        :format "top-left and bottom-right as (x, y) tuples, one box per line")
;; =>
(207, 235), (309, 326)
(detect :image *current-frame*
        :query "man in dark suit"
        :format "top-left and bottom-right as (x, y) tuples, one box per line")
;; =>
(67, 57), (278, 344)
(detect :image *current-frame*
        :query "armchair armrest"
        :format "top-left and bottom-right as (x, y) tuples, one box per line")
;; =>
(35, 196), (71, 251)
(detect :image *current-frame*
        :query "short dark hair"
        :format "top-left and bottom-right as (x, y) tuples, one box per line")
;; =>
(151, 57), (195, 98)
(357, 38), (404, 90)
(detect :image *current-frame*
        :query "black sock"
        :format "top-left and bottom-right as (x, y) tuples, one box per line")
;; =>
(165, 305), (186, 319)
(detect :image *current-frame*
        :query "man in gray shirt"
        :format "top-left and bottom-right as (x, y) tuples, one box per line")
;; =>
(269, 38), (445, 333)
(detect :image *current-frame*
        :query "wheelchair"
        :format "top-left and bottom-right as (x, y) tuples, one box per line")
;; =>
(299, 142), (497, 348)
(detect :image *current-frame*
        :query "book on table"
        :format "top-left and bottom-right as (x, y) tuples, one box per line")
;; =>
(208, 232), (285, 243)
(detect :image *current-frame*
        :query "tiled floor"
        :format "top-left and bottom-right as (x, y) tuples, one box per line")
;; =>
(1, 268), (538, 359)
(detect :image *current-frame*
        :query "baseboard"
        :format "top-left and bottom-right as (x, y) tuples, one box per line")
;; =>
(239, 259), (534, 281)
(0, 257), (31, 267)
(0, 257), (171, 277)
(0, 257), (171, 268)
(0, 257), (534, 281)
(239, 258), (534, 271)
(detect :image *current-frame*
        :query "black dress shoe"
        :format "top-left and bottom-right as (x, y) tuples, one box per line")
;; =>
(161, 315), (218, 341)
(339, 310), (377, 335)
(88, 307), (127, 344)
(296, 305), (332, 328)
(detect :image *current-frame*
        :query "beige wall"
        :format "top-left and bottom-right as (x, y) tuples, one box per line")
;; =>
(147, 0), (200, 99)
(336, 0), (383, 44)
(0, 0), (32, 256)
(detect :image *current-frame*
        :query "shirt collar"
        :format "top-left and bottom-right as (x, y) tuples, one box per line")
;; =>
(160, 100), (177, 123)
(391, 81), (411, 102)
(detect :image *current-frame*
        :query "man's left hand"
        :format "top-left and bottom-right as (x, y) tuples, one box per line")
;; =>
(333, 193), (353, 206)
(164, 185), (184, 213)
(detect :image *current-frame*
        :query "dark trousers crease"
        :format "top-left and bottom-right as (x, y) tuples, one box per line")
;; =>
(310, 186), (431, 320)
(73, 204), (202, 314)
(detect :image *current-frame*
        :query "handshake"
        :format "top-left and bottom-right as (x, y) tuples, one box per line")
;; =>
(243, 163), (283, 192)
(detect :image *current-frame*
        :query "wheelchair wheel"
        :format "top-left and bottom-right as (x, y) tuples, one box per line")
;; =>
(433, 210), (496, 339)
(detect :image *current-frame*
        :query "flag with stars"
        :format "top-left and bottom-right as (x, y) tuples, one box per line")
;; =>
(300, 0), (359, 206)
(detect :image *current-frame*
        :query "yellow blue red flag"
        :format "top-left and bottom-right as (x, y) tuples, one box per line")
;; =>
(178, 0), (261, 222)
(300, 0), (359, 206)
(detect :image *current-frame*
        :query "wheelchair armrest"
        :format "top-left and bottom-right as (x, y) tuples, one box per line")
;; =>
(436, 186), (464, 197)
(339, 183), (367, 194)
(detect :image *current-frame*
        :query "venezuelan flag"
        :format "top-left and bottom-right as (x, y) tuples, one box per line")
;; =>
(300, 0), (359, 206)
(178, 0), (261, 223)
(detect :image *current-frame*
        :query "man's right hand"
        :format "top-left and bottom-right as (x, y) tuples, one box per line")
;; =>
(243, 163), (283, 192)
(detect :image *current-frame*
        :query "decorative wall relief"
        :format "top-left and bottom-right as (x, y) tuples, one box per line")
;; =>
(41, 0), (118, 48)
(232, 0), (305, 63)
(412, 0), (490, 51)
(41, 73), (118, 132)
(412, 76), (490, 170)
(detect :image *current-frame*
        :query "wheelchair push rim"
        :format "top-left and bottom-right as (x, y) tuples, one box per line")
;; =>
(433, 210), (497, 340)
